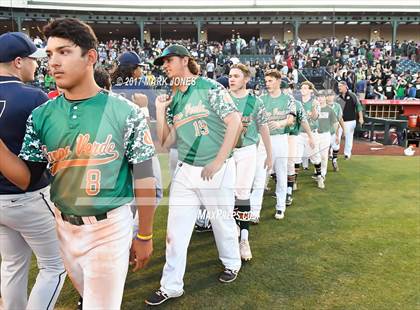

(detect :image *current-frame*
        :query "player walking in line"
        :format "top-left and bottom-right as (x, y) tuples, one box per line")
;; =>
(326, 89), (345, 171)
(316, 91), (339, 182)
(295, 81), (324, 189)
(146, 44), (242, 306)
(282, 83), (315, 206)
(0, 19), (157, 309)
(228, 63), (272, 261)
(259, 69), (296, 220)
(0, 32), (66, 310)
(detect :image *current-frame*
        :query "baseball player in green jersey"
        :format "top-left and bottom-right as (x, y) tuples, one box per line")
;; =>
(146, 44), (242, 306)
(326, 89), (346, 172)
(295, 81), (324, 189)
(260, 69), (296, 220)
(0, 18), (157, 309)
(228, 63), (272, 261)
(282, 84), (315, 206)
(316, 91), (338, 181)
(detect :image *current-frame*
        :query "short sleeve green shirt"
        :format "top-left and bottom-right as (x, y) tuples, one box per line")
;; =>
(232, 93), (268, 147)
(166, 77), (237, 166)
(19, 91), (155, 216)
(260, 92), (296, 136)
(287, 100), (306, 136)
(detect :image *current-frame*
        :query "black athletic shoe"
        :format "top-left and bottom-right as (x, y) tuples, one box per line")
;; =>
(145, 289), (183, 306)
(218, 268), (238, 283)
(194, 224), (212, 233)
(344, 155), (350, 160)
(286, 194), (293, 206)
(77, 297), (83, 310)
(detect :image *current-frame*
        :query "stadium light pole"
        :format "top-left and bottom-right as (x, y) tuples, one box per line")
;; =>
(293, 20), (300, 50)
(137, 20), (145, 47)
(391, 20), (398, 56)
(196, 20), (202, 42)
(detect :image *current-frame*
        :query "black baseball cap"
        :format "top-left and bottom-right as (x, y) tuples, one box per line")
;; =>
(0, 32), (46, 63)
(153, 44), (192, 66)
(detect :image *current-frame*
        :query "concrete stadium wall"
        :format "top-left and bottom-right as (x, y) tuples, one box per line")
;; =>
(397, 25), (420, 42)
(260, 24), (419, 42)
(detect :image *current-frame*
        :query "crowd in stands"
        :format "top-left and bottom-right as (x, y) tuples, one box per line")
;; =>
(31, 34), (420, 100)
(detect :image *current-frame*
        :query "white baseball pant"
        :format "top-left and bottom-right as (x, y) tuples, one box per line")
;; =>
(169, 148), (178, 178)
(0, 187), (66, 310)
(331, 130), (341, 152)
(53, 204), (133, 309)
(250, 141), (269, 219)
(234, 144), (257, 200)
(287, 135), (297, 176)
(342, 120), (356, 158)
(271, 134), (288, 211)
(160, 159), (241, 296)
(319, 132), (332, 177)
(296, 132), (321, 165)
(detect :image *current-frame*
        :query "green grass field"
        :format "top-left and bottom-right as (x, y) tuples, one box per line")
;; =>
(26, 155), (419, 310)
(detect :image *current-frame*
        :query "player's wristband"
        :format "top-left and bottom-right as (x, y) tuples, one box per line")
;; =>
(136, 233), (153, 241)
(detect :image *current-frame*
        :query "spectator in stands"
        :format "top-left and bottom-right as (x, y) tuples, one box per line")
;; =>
(383, 79), (396, 100)
(206, 60), (215, 79)
(373, 79), (385, 99)
(257, 36), (265, 55)
(407, 82), (417, 99)
(355, 74), (367, 100)
(44, 70), (55, 91)
(395, 77), (408, 99)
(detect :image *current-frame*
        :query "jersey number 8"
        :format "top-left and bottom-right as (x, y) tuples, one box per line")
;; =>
(86, 169), (101, 196)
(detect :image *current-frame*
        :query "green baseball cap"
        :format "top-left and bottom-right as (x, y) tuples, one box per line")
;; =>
(153, 44), (192, 66)
(280, 80), (289, 89)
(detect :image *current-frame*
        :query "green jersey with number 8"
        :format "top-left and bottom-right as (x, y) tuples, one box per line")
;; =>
(19, 90), (155, 216)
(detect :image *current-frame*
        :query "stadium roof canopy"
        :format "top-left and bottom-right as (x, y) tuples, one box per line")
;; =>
(1, 0), (420, 13)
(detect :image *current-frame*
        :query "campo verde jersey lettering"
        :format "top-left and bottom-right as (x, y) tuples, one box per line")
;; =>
(166, 76), (237, 166)
(232, 93), (268, 147)
(300, 98), (319, 132)
(260, 92), (296, 136)
(286, 100), (307, 136)
(318, 105), (337, 134)
(19, 91), (155, 216)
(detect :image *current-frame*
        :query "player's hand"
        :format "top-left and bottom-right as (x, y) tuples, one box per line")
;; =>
(359, 117), (364, 126)
(155, 94), (172, 110)
(264, 154), (273, 171)
(309, 137), (315, 149)
(130, 238), (153, 272)
(131, 93), (148, 108)
(335, 135), (340, 145)
(268, 121), (280, 131)
(201, 160), (224, 181)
